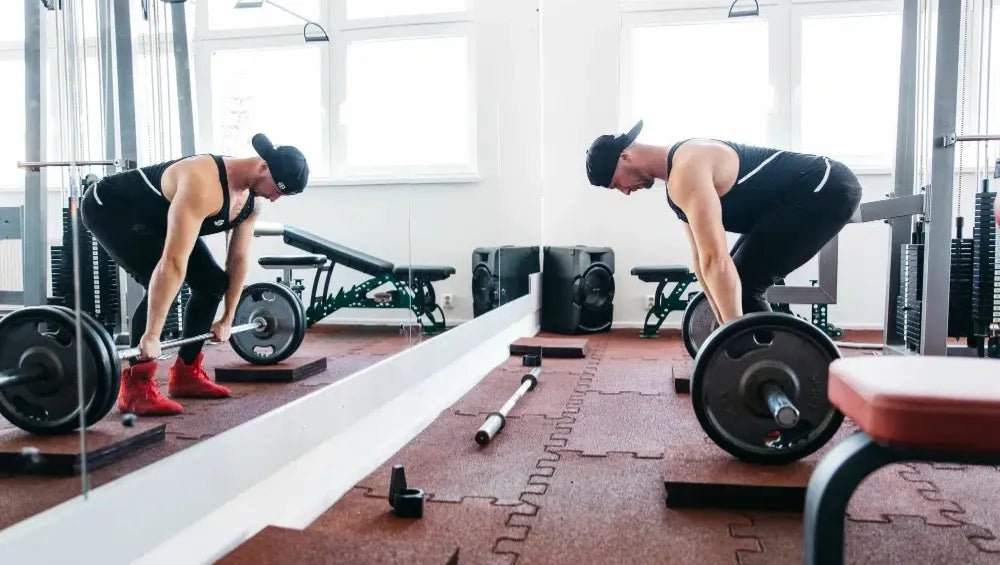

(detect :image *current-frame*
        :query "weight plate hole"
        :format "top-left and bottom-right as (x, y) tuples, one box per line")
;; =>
(37, 321), (72, 347)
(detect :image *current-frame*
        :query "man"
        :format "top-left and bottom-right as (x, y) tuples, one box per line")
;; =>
(585, 121), (861, 325)
(81, 133), (309, 416)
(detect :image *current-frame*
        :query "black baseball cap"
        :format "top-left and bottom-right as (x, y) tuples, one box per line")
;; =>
(252, 133), (309, 195)
(585, 120), (644, 188)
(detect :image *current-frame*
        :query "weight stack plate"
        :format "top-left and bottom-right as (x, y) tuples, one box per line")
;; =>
(973, 193), (998, 330)
(949, 238), (974, 338)
(96, 244), (120, 335)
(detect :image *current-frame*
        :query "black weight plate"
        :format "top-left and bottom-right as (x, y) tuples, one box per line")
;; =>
(230, 282), (305, 365)
(51, 306), (120, 423)
(691, 312), (844, 464)
(47, 305), (116, 426)
(682, 292), (718, 358)
(0, 307), (100, 435)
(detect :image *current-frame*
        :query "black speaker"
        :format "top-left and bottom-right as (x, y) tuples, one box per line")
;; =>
(472, 246), (541, 317)
(541, 246), (615, 334)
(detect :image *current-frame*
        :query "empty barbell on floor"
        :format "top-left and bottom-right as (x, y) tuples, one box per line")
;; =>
(0, 281), (306, 436)
(475, 366), (542, 446)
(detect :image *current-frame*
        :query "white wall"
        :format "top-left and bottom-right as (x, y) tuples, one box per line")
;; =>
(200, 0), (543, 327)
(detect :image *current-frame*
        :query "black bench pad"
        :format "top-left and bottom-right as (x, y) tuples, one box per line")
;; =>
(393, 266), (457, 282)
(630, 265), (692, 283)
(258, 255), (328, 268)
(282, 226), (395, 276)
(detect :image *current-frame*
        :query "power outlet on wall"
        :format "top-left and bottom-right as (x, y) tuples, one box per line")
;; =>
(645, 295), (655, 309)
(442, 294), (454, 309)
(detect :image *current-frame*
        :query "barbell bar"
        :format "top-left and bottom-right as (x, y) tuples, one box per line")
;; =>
(0, 318), (267, 387)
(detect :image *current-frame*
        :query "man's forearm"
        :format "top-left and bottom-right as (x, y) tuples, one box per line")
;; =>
(220, 256), (249, 322)
(699, 257), (742, 323)
(145, 260), (187, 338)
(692, 261), (723, 322)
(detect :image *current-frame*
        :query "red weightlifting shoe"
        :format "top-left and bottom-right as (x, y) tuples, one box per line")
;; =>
(168, 353), (231, 399)
(118, 360), (184, 416)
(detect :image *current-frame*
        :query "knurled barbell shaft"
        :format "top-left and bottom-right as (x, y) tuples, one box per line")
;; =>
(761, 381), (800, 429)
(117, 319), (265, 361)
(0, 319), (267, 387)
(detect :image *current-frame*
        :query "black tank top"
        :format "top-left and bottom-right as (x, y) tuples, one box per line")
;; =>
(664, 139), (832, 234)
(95, 154), (255, 236)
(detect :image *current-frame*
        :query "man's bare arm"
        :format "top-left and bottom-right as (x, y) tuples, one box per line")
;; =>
(683, 224), (723, 322)
(143, 170), (217, 343)
(668, 160), (742, 323)
(220, 203), (261, 325)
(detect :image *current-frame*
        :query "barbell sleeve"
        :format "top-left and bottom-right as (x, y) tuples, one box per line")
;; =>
(117, 319), (265, 361)
(475, 367), (542, 446)
(761, 381), (799, 429)
(0, 364), (47, 389)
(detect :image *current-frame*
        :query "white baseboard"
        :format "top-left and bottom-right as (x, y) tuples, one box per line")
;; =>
(0, 278), (542, 565)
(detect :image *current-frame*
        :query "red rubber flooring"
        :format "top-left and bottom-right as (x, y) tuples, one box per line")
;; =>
(0, 325), (421, 531)
(218, 328), (1000, 564)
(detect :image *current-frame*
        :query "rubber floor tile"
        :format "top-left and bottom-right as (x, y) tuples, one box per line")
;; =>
(494, 452), (759, 565)
(909, 463), (1000, 552)
(732, 511), (999, 564)
(453, 369), (583, 419)
(216, 525), (458, 564)
(555, 390), (699, 458)
(357, 412), (561, 505)
(586, 358), (675, 396)
(308, 487), (524, 565)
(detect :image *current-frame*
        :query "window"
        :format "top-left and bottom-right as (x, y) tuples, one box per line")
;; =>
(209, 0), (321, 31)
(0, 2), (24, 43)
(346, 0), (466, 20)
(799, 12), (902, 167)
(0, 58), (24, 187)
(210, 46), (327, 175)
(626, 19), (771, 147)
(341, 35), (470, 172)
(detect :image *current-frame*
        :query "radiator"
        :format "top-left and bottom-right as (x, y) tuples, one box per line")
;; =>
(0, 240), (22, 290)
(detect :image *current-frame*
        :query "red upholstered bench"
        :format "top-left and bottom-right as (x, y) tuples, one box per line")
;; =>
(803, 356), (1000, 565)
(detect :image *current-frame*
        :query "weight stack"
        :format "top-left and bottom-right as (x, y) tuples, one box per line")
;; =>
(48, 200), (122, 336)
(540, 245), (615, 334)
(948, 238), (974, 339)
(471, 246), (541, 317)
(900, 243), (924, 351)
(973, 192), (999, 333)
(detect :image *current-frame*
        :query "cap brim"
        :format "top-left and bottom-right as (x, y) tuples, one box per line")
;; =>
(251, 133), (275, 159)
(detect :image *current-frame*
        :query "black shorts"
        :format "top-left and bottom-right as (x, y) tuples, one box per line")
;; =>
(730, 159), (862, 313)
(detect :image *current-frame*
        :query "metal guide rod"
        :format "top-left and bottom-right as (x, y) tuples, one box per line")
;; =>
(16, 158), (137, 171)
(941, 133), (1000, 146)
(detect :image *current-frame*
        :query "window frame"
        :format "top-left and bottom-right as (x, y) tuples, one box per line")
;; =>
(193, 0), (478, 186)
(790, 0), (903, 174)
(619, 4), (789, 153)
(619, 0), (910, 174)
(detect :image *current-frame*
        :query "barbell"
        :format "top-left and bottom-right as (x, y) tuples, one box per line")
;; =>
(690, 311), (844, 464)
(0, 281), (306, 435)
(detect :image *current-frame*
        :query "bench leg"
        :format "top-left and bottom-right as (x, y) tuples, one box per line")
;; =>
(803, 432), (904, 565)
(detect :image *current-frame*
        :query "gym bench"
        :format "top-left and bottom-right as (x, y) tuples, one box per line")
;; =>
(630, 265), (698, 337)
(803, 356), (1000, 565)
(254, 223), (456, 335)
